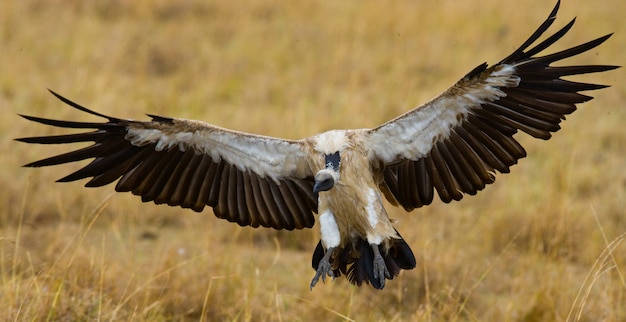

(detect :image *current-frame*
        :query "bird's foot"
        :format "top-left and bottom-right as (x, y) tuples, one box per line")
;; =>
(371, 244), (390, 288)
(310, 247), (335, 290)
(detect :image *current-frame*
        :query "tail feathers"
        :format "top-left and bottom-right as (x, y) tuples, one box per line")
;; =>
(389, 236), (417, 270)
(311, 232), (416, 290)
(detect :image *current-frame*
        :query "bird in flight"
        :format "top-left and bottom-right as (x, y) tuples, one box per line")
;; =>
(17, 1), (617, 290)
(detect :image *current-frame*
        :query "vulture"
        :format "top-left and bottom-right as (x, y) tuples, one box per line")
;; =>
(17, 1), (617, 290)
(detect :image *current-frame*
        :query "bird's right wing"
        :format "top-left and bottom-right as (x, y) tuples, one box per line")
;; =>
(364, 1), (618, 211)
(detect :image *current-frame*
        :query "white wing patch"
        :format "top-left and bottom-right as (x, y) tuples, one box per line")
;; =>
(124, 120), (310, 179)
(366, 64), (519, 164)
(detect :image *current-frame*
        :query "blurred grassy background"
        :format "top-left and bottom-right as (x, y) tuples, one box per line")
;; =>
(2, 0), (625, 320)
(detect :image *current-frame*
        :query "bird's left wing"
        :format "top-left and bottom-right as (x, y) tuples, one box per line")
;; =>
(365, 1), (618, 211)
(17, 91), (317, 230)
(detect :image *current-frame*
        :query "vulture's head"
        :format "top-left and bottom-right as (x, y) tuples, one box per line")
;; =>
(313, 169), (338, 193)
(313, 151), (341, 194)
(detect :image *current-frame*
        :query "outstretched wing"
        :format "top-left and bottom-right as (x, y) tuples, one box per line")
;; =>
(17, 91), (317, 230)
(365, 1), (618, 211)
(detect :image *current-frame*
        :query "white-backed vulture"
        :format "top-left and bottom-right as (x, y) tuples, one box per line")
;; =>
(16, 1), (618, 289)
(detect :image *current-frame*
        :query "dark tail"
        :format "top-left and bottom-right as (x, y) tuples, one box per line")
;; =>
(311, 230), (416, 290)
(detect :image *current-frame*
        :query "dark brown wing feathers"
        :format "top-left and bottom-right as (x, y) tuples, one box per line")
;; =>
(385, 1), (618, 211)
(16, 91), (316, 230)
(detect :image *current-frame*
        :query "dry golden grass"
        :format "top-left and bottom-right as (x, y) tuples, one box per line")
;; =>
(2, 0), (625, 320)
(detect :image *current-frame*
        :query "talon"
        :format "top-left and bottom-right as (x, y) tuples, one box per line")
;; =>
(310, 247), (335, 290)
(371, 244), (390, 288)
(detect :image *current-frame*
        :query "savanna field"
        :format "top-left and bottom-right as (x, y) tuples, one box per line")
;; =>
(2, 0), (625, 320)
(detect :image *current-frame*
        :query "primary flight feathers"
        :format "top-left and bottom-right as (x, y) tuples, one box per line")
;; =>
(17, 1), (617, 289)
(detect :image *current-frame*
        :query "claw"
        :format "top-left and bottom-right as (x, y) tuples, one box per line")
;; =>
(310, 247), (335, 290)
(371, 244), (390, 288)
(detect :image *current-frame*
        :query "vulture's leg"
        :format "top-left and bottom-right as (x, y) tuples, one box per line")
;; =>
(310, 247), (335, 289)
(371, 244), (390, 288)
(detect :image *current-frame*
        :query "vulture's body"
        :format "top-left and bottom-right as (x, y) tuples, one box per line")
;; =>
(17, 1), (618, 289)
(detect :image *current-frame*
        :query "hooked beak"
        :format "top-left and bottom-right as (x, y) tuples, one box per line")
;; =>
(313, 181), (324, 194)
(313, 180), (329, 200)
